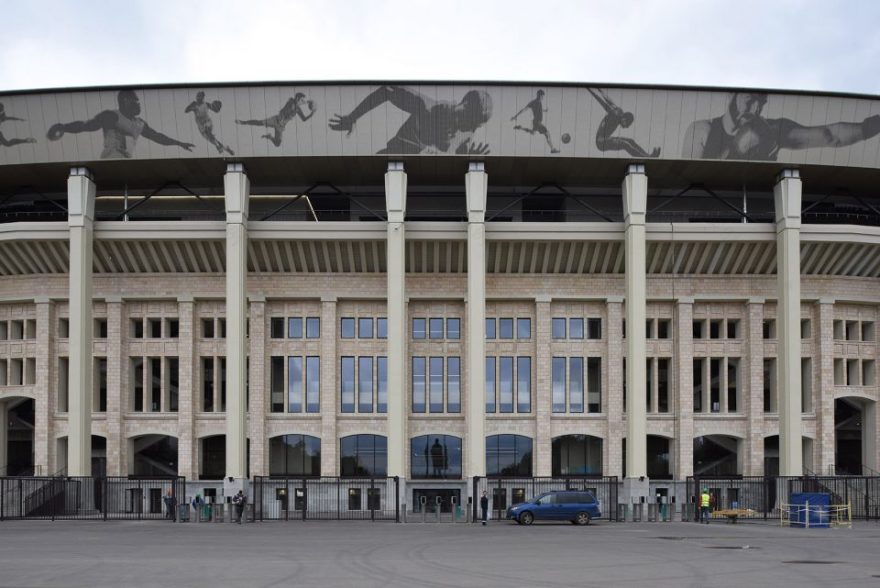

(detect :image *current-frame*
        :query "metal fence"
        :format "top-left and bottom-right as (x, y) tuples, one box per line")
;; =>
(472, 477), (620, 522)
(0, 476), (185, 521)
(252, 477), (400, 522)
(687, 475), (880, 521)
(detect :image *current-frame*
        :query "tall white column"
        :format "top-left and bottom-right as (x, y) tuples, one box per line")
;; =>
(67, 167), (95, 477)
(105, 297), (125, 476)
(248, 296), (267, 477)
(775, 169), (803, 476)
(815, 299), (835, 473)
(605, 298), (624, 478)
(534, 295), (552, 476)
(746, 299), (765, 475)
(177, 297), (196, 480)
(319, 297), (338, 476)
(34, 298), (55, 475)
(224, 163), (250, 483)
(623, 164), (648, 482)
(466, 163), (488, 479)
(385, 162), (408, 479)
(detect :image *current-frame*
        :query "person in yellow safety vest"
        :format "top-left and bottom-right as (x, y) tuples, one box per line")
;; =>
(700, 488), (713, 524)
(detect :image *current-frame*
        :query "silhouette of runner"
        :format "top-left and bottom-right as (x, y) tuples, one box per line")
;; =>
(47, 90), (194, 159)
(589, 88), (660, 158)
(236, 93), (316, 147)
(185, 92), (234, 155)
(511, 90), (559, 153)
(0, 103), (36, 148)
(329, 86), (492, 155)
(683, 92), (880, 160)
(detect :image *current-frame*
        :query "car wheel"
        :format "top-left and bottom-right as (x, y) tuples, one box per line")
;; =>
(519, 511), (534, 525)
(575, 511), (591, 526)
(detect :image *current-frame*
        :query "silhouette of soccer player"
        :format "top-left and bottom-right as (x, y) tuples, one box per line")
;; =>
(511, 89), (559, 153)
(0, 103), (36, 148)
(683, 92), (880, 160)
(589, 88), (660, 158)
(46, 90), (194, 159)
(236, 93), (316, 147)
(329, 86), (493, 155)
(185, 91), (234, 155)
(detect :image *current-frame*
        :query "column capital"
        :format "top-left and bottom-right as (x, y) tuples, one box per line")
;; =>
(748, 297), (766, 305)
(622, 167), (647, 225)
(248, 295), (267, 304)
(67, 168), (96, 227)
(176, 295), (194, 304)
(774, 168), (802, 228)
(535, 295), (552, 303)
(466, 163), (487, 223)
(321, 295), (338, 303)
(224, 164), (250, 225)
(676, 296), (695, 305)
(34, 296), (52, 305)
(385, 163), (407, 223)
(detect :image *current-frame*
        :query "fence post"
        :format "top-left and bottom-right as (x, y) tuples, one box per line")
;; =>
(394, 477), (400, 523)
(103, 477), (108, 521)
(302, 478), (307, 521)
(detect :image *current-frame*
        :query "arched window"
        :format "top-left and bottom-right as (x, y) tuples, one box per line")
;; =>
(269, 434), (321, 477)
(411, 435), (462, 479)
(486, 434), (532, 477)
(552, 435), (603, 476)
(340, 434), (387, 477)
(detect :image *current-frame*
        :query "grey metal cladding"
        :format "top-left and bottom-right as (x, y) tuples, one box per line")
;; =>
(0, 83), (879, 169)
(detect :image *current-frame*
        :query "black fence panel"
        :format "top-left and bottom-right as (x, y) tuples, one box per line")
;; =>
(787, 475), (880, 521)
(253, 477), (399, 522)
(472, 477), (619, 522)
(686, 476), (775, 521)
(0, 476), (185, 521)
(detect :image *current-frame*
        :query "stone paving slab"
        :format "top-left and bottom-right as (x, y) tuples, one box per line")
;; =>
(0, 520), (879, 587)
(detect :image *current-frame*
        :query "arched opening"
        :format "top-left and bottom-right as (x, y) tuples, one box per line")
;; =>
(486, 434), (532, 477)
(130, 435), (178, 477)
(340, 434), (387, 477)
(269, 434), (321, 477)
(53, 434), (106, 477)
(835, 397), (877, 474)
(694, 435), (741, 476)
(410, 435), (462, 479)
(621, 436), (672, 479)
(552, 434), (602, 476)
(2, 397), (34, 475)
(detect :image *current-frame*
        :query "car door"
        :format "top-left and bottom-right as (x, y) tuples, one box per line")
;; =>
(532, 493), (554, 520)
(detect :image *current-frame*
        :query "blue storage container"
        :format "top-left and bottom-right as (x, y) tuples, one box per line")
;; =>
(789, 492), (830, 528)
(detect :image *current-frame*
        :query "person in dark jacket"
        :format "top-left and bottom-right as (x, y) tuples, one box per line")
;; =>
(480, 491), (489, 526)
(233, 490), (247, 524)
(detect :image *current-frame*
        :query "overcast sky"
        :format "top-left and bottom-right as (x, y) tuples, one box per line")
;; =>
(1, 0), (878, 94)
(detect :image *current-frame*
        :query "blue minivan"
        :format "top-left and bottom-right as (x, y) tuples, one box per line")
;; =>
(506, 490), (601, 525)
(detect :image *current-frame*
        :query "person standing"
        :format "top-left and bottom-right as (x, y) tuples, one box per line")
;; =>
(233, 490), (247, 524)
(164, 489), (177, 522)
(699, 488), (712, 524)
(480, 490), (489, 526)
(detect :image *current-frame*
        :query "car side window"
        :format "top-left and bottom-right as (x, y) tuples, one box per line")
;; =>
(536, 495), (552, 505)
(578, 492), (596, 503)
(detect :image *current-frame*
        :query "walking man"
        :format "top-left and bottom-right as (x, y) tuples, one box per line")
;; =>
(233, 490), (247, 524)
(699, 487), (712, 524)
(480, 490), (489, 526)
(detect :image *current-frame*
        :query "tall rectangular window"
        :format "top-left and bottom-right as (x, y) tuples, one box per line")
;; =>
(95, 357), (108, 412)
(306, 356), (320, 413)
(429, 318), (444, 339)
(133, 357), (144, 412)
(517, 357), (531, 412)
(447, 357), (460, 413)
(341, 318), (356, 339)
(569, 357), (584, 413)
(412, 318), (426, 339)
(288, 317), (303, 338)
(446, 318), (460, 339)
(552, 357), (566, 413)
(412, 357), (426, 413)
(763, 358), (777, 412)
(499, 357), (514, 413)
(587, 357), (601, 413)
(358, 318), (373, 339)
(271, 317), (285, 339)
(645, 358), (654, 413)
(167, 357), (179, 412)
(288, 356), (303, 412)
(499, 318), (514, 339)
(657, 358), (669, 413)
(587, 318), (602, 339)
(220, 358), (227, 412)
(727, 358), (739, 413)
(270, 356), (284, 412)
(358, 357), (373, 412)
(516, 318), (531, 339)
(376, 357), (387, 413)
(58, 358), (69, 412)
(341, 357), (355, 413)
(429, 357), (444, 413)
(710, 358), (721, 412)
(485, 318), (496, 340)
(693, 358), (703, 413)
(150, 357), (162, 412)
(485, 357), (496, 413)
(570, 318), (584, 339)
(377, 318), (388, 339)
(552, 318), (566, 340)
(305, 317), (320, 338)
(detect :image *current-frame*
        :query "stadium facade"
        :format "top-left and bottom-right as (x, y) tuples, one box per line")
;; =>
(0, 81), (879, 507)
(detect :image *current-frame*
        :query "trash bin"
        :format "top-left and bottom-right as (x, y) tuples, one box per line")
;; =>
(178, 503), (190, 522)
(213, 503), (224, 523)
(790, 493), (830, 528)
